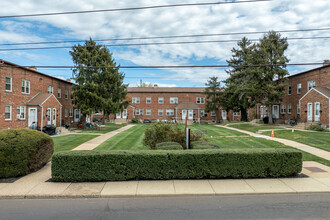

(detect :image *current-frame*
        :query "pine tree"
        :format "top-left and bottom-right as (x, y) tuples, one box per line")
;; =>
(203, 76), (222, 123)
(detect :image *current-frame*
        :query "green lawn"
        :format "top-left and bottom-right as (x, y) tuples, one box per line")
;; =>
(228, 124), (286, 133)
(94, 124), (149, 151)
(80, 123), (126, 134)
(262, 130), (330, 152)
(52, 134), (99, 153)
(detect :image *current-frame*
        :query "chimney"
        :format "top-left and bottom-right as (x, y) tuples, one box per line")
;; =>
(323, 60), (330, 66)
(66, 79), (71, 82)
(29, 66), (37, 71)
(154, 84), (158, 88)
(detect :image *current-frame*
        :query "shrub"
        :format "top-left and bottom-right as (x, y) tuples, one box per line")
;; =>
(131, 118), (139, 123)
(191, 141), (219, 149)
(143, 122), (202, 149)
(308, 125), (327, 132)
(0, 129), (54, 178)
(155, 142), (183, 150)
(52, 148), (302, 182)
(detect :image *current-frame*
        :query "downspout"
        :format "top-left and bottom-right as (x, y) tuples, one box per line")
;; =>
(41, 105), (43, 131)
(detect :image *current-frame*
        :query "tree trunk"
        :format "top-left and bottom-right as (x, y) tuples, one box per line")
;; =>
(268, 106), (273, 124)
(102, 114), (106, 125)
(81, 114), (87, 128)
(241, 108), (248, 121)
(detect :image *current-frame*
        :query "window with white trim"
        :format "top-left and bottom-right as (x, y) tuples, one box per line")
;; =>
(166, 109), (174, 116)
(288, 85), (291, 95)
(233, 111), (241, 116)
(297, 103), (300, 114)
(158, 109), (163, 116)
(158, 97), (164, 104)
(58, 88), (61, 98)
(65, 108), (68, 117)
(132, 97), (140, 104)
(200, 109), (205, 116)
(308, 80), (315, 91)
(65, 90), (69, 99)
(211, 111), (216, 116)
(69, 108), (73, 117)
(5, 76), (12, 92)
(48, 85), (53, 94)
(297, 83), (302, 94)
(135, 108), (143, 115)
(146, 97), (151, 104)
(5, 105), (12, 120)
(146, 109), (151, 115)
(16, 106), (26, 120)
(280, 104), (286, 114)
(170, 97), (178, 104)
(288, 104), (292, 114)
(196, 97), (205, 104)
(22, 80), (30, 94)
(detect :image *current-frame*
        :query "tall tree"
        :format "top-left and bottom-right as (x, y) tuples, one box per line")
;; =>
(70, 38), (127, 126)
(203, 76), (222, 123)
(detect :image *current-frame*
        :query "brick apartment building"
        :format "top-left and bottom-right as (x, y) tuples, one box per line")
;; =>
(257, 61), (330, 128)
(0, 59), (78, 130)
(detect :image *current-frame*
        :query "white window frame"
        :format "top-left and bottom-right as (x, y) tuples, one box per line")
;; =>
(132, 97), (140, 104)
(158, 109), (163, 116)
(280, 104), (286, 114)
(158, 97), (164, 104)
(65, 90), (69, 99)
(69, 108), (73, 117)
(16, 105), (26, 120)
(22, 79), (30, 94)
(233, 111), (241, 116)
(58, 88), (61, 98)
(288, 85), (291, 95)
(314, 102), (320, 121)
(297, 83), (302, 94)
(297, 103), (301, 115)
(170, 97), (178, 104)
(308, 80), (315, 91)
(5, 76), (12, 92)
(146, 97), (151, 104)
(196, 97), (205, 104)
(5, 105), (12, 120)
(48, 85), (53, 94)
(166, 109), (174, 116)
(146, 109), (151, 115)
(288, 104), (292, 114)
(211, 111), (216, 116)
(135, 108), (143, 115)
(65, 108), (68, 117)
(200, 109), (205, 116)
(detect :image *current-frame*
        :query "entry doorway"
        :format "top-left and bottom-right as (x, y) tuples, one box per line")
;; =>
(53, 108), (56, 126)
(46, 108), (52, 125)
(222, 110), (227, 120)
(272, 105), (279, 119)
(182, 110), (193, 120)
(307, 102), (313, 121)
(28, 108), (38, 127)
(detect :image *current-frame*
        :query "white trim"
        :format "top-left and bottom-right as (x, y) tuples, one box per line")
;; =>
(300, 88), (330, 103)
(46, 108), (52, 125)
(307, 102), (313, 121)
(40, 94), (62, 107)
(5, 76), (12, 92)
(314, 102), (320, 122)
(28, 107), (38, 127)
(5, 105), (12, 121)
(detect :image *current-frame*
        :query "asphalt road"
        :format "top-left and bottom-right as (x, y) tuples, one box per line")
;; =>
(1, 193), (330, 220)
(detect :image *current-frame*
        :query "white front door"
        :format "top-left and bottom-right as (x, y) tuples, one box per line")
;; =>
(116, 112), (121, 119)
(74, 109), (80, 122)
(222, 110), (227, 120)
(314, 102), (320, 121)
(28, 108), (37, 127)
(272, 105), (279, 119)
(260, 106), (264, 118)
(188, 110), (193, 119)
(52, 108), (56, 125)
(47, 108), (51, 125)
(182, 110), (187, 120)
(122, 109), (127, 119)
(307, 102), (313, 121)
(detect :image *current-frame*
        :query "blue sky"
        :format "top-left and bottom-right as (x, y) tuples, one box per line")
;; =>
(0, 0), (329, 87)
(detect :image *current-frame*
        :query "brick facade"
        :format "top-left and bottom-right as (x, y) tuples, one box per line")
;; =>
(0, 60), (75, 129)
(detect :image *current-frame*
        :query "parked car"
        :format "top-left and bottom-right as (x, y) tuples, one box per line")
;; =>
(143, 119), (151, 123)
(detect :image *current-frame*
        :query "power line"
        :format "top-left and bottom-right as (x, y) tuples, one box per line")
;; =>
(1, 27), (329, 46)
(0, 36), (328, 51)
(0, 0), (271, 19)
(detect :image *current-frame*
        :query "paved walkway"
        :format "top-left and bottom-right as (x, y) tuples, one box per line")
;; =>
(218, 125), (330, 161)
(72, 124), (135, 150)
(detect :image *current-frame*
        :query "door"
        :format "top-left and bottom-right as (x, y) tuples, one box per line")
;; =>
(116, 112), (121, 119)
(307, 102), (313, 121)
(188, 110), (193, 119)
(222, 110), (227, 120)
(28, 108), (37, 127)
(314, 102), (320, 121)
(122, 109), (127, 119)
(182, 110), (187, 120)
(46, 108), (51, 125)
(52, 108), (56, 126)
(74, 109), (80, 122)
(272, 105), (279, 119)
(260, 106), (264, 118)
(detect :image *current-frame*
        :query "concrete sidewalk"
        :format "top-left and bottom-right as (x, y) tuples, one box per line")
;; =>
(0, 161), (330, 198)
(218, 125), (330, 161)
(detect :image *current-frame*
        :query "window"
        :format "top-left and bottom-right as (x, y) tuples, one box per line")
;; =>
(146, 97), (151, 104)
(211, 111), (216, 116)
(5, 105), (12, 120)
(58, 88), (61, 98)
(22, 80), (30, 94)
(65, 108), (68, 117)
(48, 85), (53, 94)
(5, 76), (12, 92)
(200, 109), (205, 116)
(297, 83), (302, 94)
(146, 109), (151, 115)
(288, 85), (291, 95)
(16, 106), (26, 119)
(288, 104), (292, 114)
(196, 97), (205, 104)
(158, 97), (164, 104)
(132, 97), (140, 104)
(308, 80), (315, 91)
(69, 108), (73, 117)
(297, 103), (301, 114)
(280, 104), (286, 114)
(233, 111), (241, 116)
(135, 108), (143, 115)
(65, 90), (69, 99)
(170, 97), (178, 104)
(158, 109), (163, 116)
(166, 109), (174, 116)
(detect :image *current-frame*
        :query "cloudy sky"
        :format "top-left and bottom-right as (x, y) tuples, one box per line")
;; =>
(0, 0), (329, 87)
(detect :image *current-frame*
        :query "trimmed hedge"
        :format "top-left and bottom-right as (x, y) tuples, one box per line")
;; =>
(191, 141), (219, 149)
(0, 129), (54, 178)
(52, 148), (302, 182)
(155, 142), (183, 150)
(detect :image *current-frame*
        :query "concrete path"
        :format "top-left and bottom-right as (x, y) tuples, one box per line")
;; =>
(218, 125), (330, 161)
(1, 161), (330, 198)
(72, 124), (135, 150)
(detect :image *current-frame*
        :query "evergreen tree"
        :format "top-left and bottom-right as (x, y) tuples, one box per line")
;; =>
(203, 76), (222, 123)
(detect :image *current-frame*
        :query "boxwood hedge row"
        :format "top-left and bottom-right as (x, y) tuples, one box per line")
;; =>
(51, 148), (302, 182)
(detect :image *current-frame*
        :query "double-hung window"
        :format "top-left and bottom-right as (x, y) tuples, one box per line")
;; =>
(135, 108), (143, 115)
(48, 85), (53, 94)
(288, 104), (292, 114)
(58, 88), (61, 98)
(166, 109), (174, 116)
(69, 108), (73, 117)
(196, 97), (205, 104)
(288, 85), (292, 95)
(158, 109), (163, 116)
(146, 109), (151, 115)
(65, 90), (69, 99)
(22, 80), (30, 94)
(132, 97), (140, 104)
(297, 83), (302, 94)
(308, 80), (315, 91)
(158, 97), (164, 104)
(146, 97), (151, 104)
(211, 111), (216, 116)
(17, 106), (26, 120)
(170, 97), (178, 104)
(233, 111), (241, 116)
(280, 104), (286, 114)
(5, 76), (12, 92)
(5, 105), (12, 120)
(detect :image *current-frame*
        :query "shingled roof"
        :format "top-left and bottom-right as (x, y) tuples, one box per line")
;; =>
(127, 87), (205, 93)
(175, 102), (201, 110)
(314, 87), (330, 98)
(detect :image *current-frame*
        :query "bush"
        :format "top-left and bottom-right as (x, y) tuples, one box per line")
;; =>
(155, 142), (183, 150)
(0, 129), (54, 178)
(308, 125), (327, 132)
(52, 148), (302, 182)
(191, 141), (219, 149)
(131, 118), (139, 123)
(143, 122), (202, 149)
